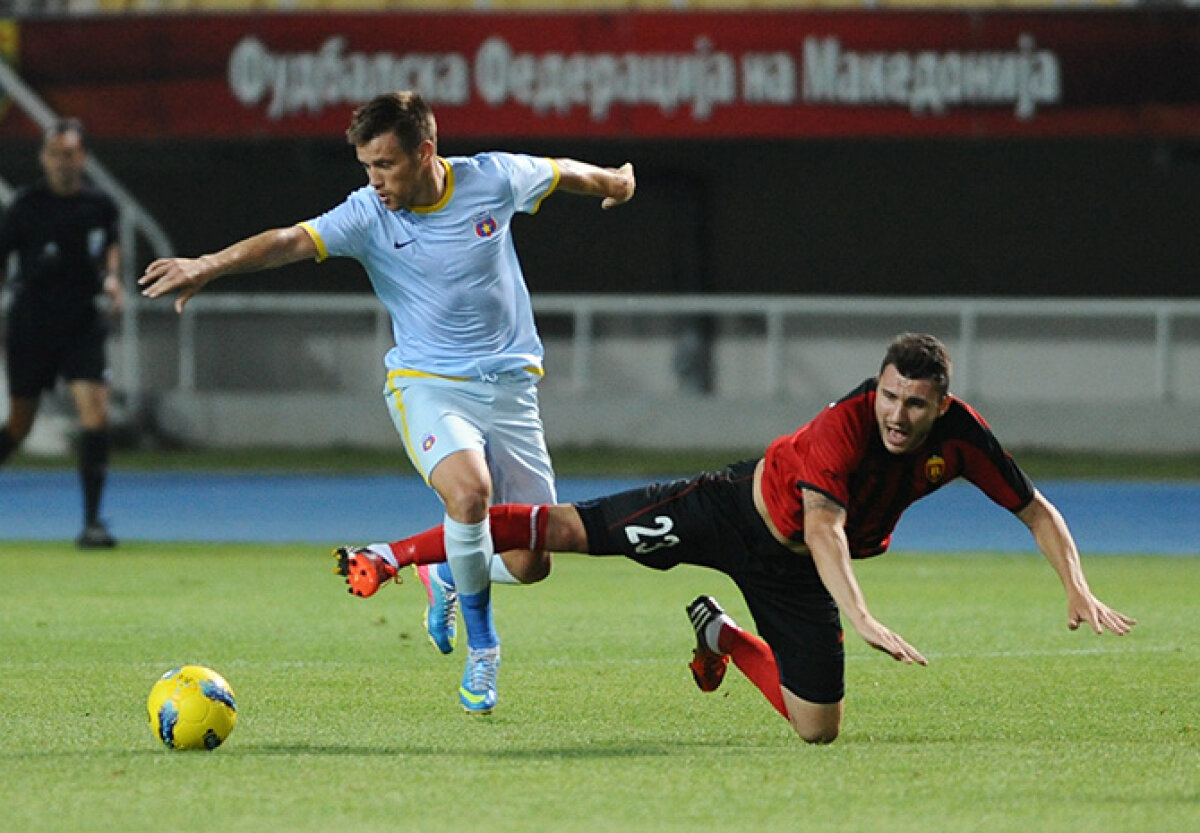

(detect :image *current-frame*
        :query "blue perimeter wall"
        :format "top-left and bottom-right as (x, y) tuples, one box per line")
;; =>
(2, 471), (1197, 555)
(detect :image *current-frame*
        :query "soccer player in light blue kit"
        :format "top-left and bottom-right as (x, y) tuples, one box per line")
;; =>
(140, 91), (636, 714)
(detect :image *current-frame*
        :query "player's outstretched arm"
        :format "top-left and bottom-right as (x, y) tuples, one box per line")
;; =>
(802, 489), (928, 666)
(139, 226), (317, 313)
(554, 159), (635, 209)
(1017, 490), (1137, 636)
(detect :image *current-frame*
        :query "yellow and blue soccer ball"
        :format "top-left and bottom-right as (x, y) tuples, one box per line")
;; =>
(147, 665), (237, 750)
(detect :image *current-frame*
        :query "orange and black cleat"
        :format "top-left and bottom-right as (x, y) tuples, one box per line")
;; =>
(689, 649), (730, 693)
(686, 595), (731, 693)
(333, 546), (401, 598)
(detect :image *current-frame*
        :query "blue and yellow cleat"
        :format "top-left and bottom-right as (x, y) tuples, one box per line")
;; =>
(415, 563), (458, 654)
(458, 646), (500, 715)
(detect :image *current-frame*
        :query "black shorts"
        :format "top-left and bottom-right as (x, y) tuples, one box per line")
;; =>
(5, 304), (108, 397)
(576, 459), (846, 704)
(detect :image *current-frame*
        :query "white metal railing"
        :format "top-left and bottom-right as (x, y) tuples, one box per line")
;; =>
(537, 294), (1200, 400)
(151, 293), (1200, 402)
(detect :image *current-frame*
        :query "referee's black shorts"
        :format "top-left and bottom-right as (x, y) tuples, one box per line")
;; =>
(5, 305), (108, 397)
(575, 459), (846, 704)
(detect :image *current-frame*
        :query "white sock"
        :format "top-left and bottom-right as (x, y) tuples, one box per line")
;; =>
(489, 555), (519, 584)
(442, 515), (492, 596)
(704, 614), (733, 654)
(366, 543), (397, 569)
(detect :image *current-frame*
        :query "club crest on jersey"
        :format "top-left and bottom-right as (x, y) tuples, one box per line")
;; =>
(472, 211), (498, 239)
(925, 454), (946, 484)
(421, 433), (436, 452)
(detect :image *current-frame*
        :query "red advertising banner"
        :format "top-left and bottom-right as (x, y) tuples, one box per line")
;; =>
(1, 11), (1197, 139)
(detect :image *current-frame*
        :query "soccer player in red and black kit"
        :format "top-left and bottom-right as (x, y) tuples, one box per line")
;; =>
(0, 119), (123, 547)
(336, 333), (1135, 742)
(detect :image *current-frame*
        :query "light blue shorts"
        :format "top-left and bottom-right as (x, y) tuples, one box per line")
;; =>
(383, 371), (557, 505)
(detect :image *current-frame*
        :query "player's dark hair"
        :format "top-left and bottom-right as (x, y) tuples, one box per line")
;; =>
(881, 333), (951, 397)
(44, 117), (87, 147)
(345, 91), (437, 153)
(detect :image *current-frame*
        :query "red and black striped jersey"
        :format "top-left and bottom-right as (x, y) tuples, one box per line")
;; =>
(761, 378), (1035, 558)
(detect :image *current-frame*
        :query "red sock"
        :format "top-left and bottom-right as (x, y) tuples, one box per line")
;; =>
(387, 525), (445, 567)
(718, 624), (789, 718)
(387, 504), (548, 567)
(488, 504), (549, 552)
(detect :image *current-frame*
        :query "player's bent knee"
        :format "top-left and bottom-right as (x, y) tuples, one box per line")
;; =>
(524, 549), (552, 583)
(440, 484), (491, 523)
(785, 693), (843, 744)
(546, 505), (589, 553)
(794, 723), (839, 745)
(502, 549), (553, 584)
(429, 452), (493, 522)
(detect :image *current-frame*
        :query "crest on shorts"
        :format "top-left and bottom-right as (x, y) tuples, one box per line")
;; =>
(472, 211), (498, 239)
(421, 433), (436, 452)
(924, 454), (946, 484)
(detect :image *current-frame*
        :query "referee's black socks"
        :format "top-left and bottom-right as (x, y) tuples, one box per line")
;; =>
(79, 429), (109, 525)
(0, 428), (17, 466)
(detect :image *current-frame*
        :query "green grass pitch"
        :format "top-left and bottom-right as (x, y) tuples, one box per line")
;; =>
(1, 541), (1197, 832)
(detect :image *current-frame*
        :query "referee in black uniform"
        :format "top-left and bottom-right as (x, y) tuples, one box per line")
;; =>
(0, 118), (123, 548)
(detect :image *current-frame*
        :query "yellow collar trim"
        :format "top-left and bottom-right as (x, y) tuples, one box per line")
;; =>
(411, 158), (453, 214)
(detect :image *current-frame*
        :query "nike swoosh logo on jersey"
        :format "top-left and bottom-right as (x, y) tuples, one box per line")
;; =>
(394, 239), (415, 250)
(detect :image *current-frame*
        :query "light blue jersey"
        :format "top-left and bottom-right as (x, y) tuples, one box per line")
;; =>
(301, 152), (560, 379)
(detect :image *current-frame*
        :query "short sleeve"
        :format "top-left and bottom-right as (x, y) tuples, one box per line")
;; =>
(790, 402), (871, 508)
(958, 420), (1035, 513)
(489, 153), (559, 215)
(302, 188), (377, 261)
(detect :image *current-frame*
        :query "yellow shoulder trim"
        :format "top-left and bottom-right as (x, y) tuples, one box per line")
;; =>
(297, 222), (327, 262)
(529, 158), (561, 215)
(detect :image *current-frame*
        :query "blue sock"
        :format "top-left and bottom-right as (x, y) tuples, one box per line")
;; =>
(459, 587), (498, 650)
(435, 561), (455, 587)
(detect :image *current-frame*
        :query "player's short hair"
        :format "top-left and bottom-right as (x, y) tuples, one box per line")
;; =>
(44, 117), (87, 147)
(345, 91), (437, 153)
(881, 333), (952, 397)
